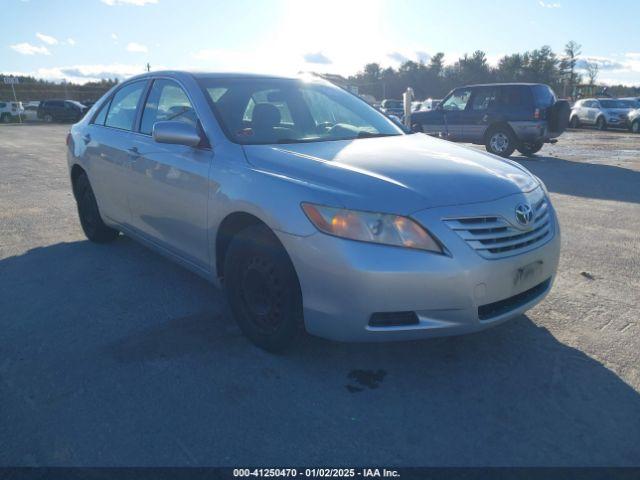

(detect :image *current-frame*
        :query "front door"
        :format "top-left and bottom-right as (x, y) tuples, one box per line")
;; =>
(440, 88), (472, 141)
(127, 78), (211, 270)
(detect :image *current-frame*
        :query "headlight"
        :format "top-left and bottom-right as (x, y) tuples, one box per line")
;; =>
(301, 203), (443, 253)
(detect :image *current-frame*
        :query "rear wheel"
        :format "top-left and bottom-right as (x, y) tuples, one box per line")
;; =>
(224, 225), (303, 353)
(595, 116), (607, 131)
(631, 120), (640, 134)
(43, 113), (53, 123)
(517, 141), (544, 156)
(485, 126), (516, 157)
(1, 113), (11, 123)
(74, 173), (119, 243)
(569, 116), (580, 128)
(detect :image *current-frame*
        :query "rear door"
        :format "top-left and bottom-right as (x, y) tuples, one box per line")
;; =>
(84, 80), (148, 225)
(127, 78), (211, 269)
(463, 86), (499, 142)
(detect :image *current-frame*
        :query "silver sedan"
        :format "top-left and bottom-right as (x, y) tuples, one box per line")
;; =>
(67, 71), (560, 351)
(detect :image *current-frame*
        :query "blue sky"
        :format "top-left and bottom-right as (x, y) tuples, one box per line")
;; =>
(4, 0), (640, 85)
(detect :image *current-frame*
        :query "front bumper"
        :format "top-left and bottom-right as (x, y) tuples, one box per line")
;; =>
(278, 189), (561, 342)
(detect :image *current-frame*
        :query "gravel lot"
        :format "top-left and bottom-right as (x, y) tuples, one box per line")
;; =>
(1, 125), (639, 467)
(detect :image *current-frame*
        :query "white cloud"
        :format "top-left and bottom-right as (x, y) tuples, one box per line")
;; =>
(27, 63), (147, 84)
(538, 1), (561, 7)
(36, 32), (58, 45)
(67, 38), (76, 46)
(303, 52), (332, 65)
(101, 0), (158, 5)
(111, 33), (118, 41)
(10, 42), (51, 55)
(126, 42), (148, 53)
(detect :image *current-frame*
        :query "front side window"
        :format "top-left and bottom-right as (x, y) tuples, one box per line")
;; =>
(198, 77), (402, 145)
(105, 81), (146, 131)
(140, 79), (197, 135)
(441, 89), (472, 111)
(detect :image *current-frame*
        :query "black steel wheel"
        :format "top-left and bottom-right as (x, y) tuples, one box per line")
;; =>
(224, 224), (303, 352)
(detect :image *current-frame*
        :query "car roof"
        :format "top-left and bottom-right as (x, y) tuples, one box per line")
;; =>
(128, 70), (302, 82)
(460, 83), (547, 88)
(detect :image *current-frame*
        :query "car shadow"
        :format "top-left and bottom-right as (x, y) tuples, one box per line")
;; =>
(1, 240), (639, 465)
(513, 154), (640, 204)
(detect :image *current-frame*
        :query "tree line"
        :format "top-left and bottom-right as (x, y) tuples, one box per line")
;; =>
(347, 41), (639, 100)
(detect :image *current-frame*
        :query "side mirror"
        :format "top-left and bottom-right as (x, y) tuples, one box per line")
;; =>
(152, 121), (202, 147)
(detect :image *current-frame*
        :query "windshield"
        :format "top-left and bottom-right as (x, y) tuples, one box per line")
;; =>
(198, 77), (403, 145)
(600, 100), (634, 109)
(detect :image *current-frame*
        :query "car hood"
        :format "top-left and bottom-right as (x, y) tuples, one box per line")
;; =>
(242, 134), (539, 215)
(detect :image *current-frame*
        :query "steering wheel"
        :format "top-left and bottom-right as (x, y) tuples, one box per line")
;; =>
(316, 121), (334, 133)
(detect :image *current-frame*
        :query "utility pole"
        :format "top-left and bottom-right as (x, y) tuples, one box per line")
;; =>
(146, 62), (151, 72)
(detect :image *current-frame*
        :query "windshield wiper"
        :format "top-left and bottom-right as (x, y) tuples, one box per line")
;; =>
(275, 137), (322, 144)
(356, 132), (401, 139)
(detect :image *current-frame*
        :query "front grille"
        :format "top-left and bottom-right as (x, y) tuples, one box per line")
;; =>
(369, 311), (419, 327)
(478, 278), (551, 321)
(444, 197), (553, 259)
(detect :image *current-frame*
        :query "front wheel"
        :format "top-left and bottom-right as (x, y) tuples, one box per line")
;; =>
(595, 116), (607, 131)
(630, 120), (640, 134)
(74, 173), (119, 243)
(224, 225), (303, 353)
(485, 127), (516, 157)
(517, 141), (544, 157)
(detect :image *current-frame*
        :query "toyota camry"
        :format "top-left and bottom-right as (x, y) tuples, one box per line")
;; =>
(67, 71), (560, 351)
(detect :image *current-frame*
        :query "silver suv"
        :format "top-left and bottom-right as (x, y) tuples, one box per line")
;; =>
(570, 98), (637, 130)
(67, 71), (560, 351)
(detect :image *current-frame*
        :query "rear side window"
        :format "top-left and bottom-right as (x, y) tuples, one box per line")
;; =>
(0, 103), (5, 108)
(140, 79), (197, 135)
(471, 87), (498, 111)
(532, 85), (556, 107)
(105, 81), (146, 131)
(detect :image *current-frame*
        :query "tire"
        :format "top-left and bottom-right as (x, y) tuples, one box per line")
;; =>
(1, 113), (11, 123)
(74, 173), (119, 243)
(224, 224), (303, 352)
(485, 126), (517, 157)
(43, 113), (53, 123)
(411, 123), (423, 133)
(517, 141), (544, 156)
(631, 120), (640, 134)
(569, 116), (580, 128)
(595, 116), (607, 131)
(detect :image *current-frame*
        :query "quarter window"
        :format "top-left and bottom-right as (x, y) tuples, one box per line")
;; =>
(104, 81), (146, 131)
(140, 79), (197, 135)
(92, 99), (110, 125)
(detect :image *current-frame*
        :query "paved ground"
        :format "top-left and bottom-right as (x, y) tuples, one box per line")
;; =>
(1, 125), (639, 466)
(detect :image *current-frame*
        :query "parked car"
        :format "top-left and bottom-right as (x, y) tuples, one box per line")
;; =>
(67, 71), (560, 352)
(38, 99), (88, 123)
(627, 108), (640, 133)
(410, 83), (569, 157)
(620, 97), (640, 108)
(22, 101), (40, 122)
(380, 99), (404, 117)
(420, 98), (442, 111)
(569, 98), (637, 130)
(0, 101), (25, 123)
